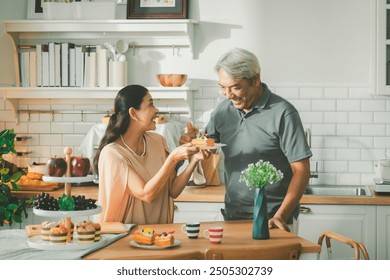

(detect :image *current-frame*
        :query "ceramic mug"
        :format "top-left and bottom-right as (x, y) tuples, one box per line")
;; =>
(181, 222), (200, 239)
(379, 159), (390, 180)
(203, 226), (223, 244)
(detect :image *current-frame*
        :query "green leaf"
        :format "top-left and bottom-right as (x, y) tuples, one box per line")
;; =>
(11, 182), (21, 191)
(12, 214), (22, 223)
(58, 194), (75, 211)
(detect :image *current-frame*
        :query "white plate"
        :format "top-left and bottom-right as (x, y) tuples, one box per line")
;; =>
(28, 235), (107, 251)
(42, 174), (94, 183)
(33, 205), (102, 217)
(130, 239), (181, 249)
(197, 143), (226, 150)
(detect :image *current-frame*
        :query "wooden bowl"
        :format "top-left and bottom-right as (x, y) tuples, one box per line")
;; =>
(156, 74), (187, 87)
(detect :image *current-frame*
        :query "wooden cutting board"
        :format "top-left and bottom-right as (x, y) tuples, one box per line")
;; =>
(25, 222), (129, 237)
(18, 183), (63, 191)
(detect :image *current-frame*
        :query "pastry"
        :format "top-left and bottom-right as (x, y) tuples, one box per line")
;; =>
(49, 224), (68, 245)
(91, 222), (101, 242)
(77, 224), (96, 244)
(41, 221), (58, 241)
(154, 232), (175, 246)
(191, 133), (215, 147)
(133, 227), (155, 245)
(26, 172), (43, 180)
(58, 220), (74, 240)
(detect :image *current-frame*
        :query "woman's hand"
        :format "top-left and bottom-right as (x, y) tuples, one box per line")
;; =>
(170, 143), (200, 162)
(193, 149), (211, 162)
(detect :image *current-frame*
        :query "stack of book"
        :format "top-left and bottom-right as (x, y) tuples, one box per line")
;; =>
(17, 42), (109, 88)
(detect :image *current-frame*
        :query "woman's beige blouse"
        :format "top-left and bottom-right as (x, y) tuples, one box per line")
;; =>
(97, 131), (174, 224)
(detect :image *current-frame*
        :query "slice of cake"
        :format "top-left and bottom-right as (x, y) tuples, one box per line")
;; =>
(191, 133), (215, 147)
(49, 225), (68, 245)
(154, 232), (175, 246)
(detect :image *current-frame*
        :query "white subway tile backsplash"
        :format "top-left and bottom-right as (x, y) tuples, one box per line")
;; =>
(51, 122), (74, 134)
(300, 112), (323, 124)
(323, 136), (349, 148)
(323, 87), (349, 99)
(362, 100), (386, 111)
(337, 100), (361, 111)
(349, 161), (373, 173)
(312, 124), (336, 136)
(28, 122), (51, 134)
(312, 100), (336, 111)
(289, 99), (311, 111)
(348, 87), (372, 99)
(324, 112), (348, 123)
(323, 160), (348, 173)
(63, 134), (86, 146)
(349, 112), (373, 124)
(299, 87), (323, 99)
(274, 87), (299, 99)
(348, 137), (374, 149)
(336, 124), (360, 136)
(336, 148), (361, 160)
(373, 112), (390, 123)
(361, 124), (386, 136)
(336, 173), (361, 185)
(39, 134), (62, 146)
(361, 148), (386, 161)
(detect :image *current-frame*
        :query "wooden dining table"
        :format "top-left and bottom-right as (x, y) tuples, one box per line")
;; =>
(83, 220), (321, 260)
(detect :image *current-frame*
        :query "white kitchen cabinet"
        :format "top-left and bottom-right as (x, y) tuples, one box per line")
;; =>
(298, 204), (377, 259)
(377, 206), (390, 259)
(376, 0), (390, 95)
(0, 20), (198, 122)
(173, 202), (224, 223)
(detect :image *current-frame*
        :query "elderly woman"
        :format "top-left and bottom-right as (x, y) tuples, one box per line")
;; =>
(94, 85), (209, 224)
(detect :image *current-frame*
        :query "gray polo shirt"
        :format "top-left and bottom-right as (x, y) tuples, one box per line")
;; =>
(205, 83), (312, 223)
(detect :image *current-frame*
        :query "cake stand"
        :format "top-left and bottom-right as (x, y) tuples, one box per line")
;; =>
(29, 147), (105, 250)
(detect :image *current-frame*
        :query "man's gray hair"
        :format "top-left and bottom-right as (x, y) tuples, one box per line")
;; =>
(214, 48), (261, 84)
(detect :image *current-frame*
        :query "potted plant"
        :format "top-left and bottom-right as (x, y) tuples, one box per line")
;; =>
(0, 129), (32, 227)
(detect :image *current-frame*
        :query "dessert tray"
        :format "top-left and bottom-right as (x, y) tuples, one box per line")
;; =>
(28, 235), (108, 251)
(130, 240), (181, 249)
(198, 143), (226, 150)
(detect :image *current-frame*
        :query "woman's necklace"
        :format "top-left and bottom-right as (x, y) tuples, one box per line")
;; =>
(120, 134), (146, 156)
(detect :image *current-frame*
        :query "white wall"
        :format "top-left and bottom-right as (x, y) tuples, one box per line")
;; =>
(0, 0), (389, 186)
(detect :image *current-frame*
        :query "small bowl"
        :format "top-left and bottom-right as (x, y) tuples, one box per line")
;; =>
(156, 74), (187, 87)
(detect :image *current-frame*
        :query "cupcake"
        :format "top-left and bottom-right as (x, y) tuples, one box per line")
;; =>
(91, 222), (101, 242)
(58, 220), (74, 240)
(41, 221), (57, 241)
(49, 225), (68, 245)
(77, 224), (96, 244)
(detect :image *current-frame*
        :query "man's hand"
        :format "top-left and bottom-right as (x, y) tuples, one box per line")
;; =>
(268, 216), (290, 232)
(179, 122), (198, 145)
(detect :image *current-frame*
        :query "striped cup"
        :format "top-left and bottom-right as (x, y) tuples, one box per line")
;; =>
(203, 226), (223, 244)
(181, 222), (200, 239)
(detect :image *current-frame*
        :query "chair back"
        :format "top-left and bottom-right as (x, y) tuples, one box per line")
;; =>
(317, 231), (369, 260)
(204, 242), (302, 260)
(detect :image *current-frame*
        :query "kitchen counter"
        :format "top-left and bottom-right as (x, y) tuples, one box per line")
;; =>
(175, 184), (390, 205)
(12, 184), (390, 205)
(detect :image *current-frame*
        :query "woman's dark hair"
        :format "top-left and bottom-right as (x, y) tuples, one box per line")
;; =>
(93, 84), (149, 173)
